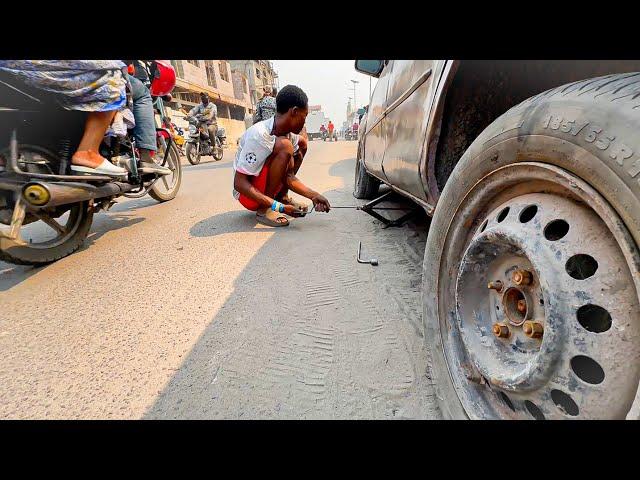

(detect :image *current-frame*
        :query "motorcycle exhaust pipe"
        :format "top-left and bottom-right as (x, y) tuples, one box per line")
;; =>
(22, 181), (137, 209)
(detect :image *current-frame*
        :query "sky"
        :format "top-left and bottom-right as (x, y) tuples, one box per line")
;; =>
(271, 60), (378, 127)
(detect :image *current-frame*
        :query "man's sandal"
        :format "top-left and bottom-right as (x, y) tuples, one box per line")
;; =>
(256, 209), (290, 227)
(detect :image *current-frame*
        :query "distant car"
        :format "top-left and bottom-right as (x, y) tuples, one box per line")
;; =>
(355, 59), (640, 421)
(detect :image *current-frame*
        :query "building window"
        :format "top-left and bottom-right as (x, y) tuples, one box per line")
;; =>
(219, 61), (230, 82)
(243, 79), (248, 94)
(171, 60), (184, 79)
(187, 60), (200, 67)
(255, 68), (261, 79)
(204, 60), (217, 88)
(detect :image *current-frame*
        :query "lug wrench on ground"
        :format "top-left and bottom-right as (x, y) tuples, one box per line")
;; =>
(357, 241), (378, 266)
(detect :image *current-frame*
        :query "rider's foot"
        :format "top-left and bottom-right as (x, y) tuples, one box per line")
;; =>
(71, 150), (127, 177)
(139, 161), (172, 176)
(137, 149), (172, 176)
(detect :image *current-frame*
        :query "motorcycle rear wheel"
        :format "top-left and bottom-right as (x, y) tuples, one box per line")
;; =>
(0, 201), (93, 266)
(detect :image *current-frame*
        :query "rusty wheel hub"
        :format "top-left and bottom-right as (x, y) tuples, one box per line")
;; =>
(449, 164), (640, 419)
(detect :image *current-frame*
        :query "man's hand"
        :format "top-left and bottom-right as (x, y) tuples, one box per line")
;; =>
(311, 194), (331, 212)
(283, 204), (306, 217)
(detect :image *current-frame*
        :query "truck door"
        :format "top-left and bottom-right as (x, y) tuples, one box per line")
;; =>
(363, 60), (394, 182)
(380, 60), (434, 202)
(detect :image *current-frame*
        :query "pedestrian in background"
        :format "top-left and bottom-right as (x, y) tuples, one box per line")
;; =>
(253, 85), (277, 123)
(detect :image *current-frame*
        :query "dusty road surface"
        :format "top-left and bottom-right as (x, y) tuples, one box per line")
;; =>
(0, 141), (441, 419)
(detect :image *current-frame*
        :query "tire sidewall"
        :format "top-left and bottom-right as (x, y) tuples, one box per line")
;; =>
(149, 145), (182, 202)
(0, 202), (93, 265)
(423, 97), (640, 419)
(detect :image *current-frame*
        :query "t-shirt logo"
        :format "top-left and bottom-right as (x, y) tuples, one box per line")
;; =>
(245, 152), (257, 164)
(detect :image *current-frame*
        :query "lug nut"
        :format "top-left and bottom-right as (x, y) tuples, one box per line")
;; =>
(488, 280), (503, 292)
(517, 299), (527, 314)
(512, 270), (533, 286)
(493, 323), (510, 338)
(523, 321), (544, 339)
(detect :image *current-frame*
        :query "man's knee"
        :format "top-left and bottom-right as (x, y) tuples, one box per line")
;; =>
(273, 136), (294, 156)
(129, 75), (152, 104)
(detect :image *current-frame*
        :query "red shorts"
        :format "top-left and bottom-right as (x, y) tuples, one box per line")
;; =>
(238, 164), (281, 211)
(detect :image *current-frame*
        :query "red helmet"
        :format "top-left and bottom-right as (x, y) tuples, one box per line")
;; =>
(150, 60), (176, 97)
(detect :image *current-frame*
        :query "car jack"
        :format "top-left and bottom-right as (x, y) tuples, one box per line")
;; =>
(307, 190), (420, 228)
(356, 190), (418, 228)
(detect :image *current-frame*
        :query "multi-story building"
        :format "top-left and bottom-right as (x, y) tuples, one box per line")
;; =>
(166, 60), (253, 145)
(229, 60), (279, 109)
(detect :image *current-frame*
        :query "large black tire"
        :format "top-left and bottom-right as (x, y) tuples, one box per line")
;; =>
(0, 201), (93, 266)
(423, 72), (640, 420)
(353, 155), (380, 199)
(185, 142), (200, 165)
(148, 144), (182, 202)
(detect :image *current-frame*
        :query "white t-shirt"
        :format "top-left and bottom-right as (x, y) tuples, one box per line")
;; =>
(233, 116), (300, 199)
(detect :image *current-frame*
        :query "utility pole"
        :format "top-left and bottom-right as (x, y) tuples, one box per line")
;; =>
(350, 79), (359, 114)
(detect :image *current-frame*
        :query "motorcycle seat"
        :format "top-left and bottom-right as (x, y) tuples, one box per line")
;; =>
(0, 70), (59, 111)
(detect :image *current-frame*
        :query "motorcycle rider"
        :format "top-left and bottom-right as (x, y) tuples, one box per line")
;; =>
(122, 61), (171, 175)
(0, 60), (171, 177)
(188, 92), (218, 148)
(0, 60), (129, 177)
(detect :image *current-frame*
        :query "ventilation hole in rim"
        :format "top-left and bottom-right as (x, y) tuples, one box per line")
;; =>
(570, 355), (605, 384)
(480, 219), (488, 233)
(544, 219), (570, 241)
(539, 298), (544, 306)
(497, 207), (510, 223)
(577, 304), (612, 333)
(551, 390), (579, 416)
(566, 254), (598, 280)
(524, 400), (545, 420)
(499, 392), (515, 412)
(519, 205), (538, 223)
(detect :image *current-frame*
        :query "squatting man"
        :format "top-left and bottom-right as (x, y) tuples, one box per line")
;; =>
(233, 85), (331, 226)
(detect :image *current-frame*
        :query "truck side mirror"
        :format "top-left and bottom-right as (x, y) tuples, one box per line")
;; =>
(355, 60), (384, 78)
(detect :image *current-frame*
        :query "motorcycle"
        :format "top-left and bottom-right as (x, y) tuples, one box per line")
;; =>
(184, 116), (224, 165)
(0, 61), (182, 266)
(322, 130), (337, 142)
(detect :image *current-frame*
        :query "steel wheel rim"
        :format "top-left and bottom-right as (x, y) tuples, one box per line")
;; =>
(21, 203), (85, 249)
(439, 162), (640, 419)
